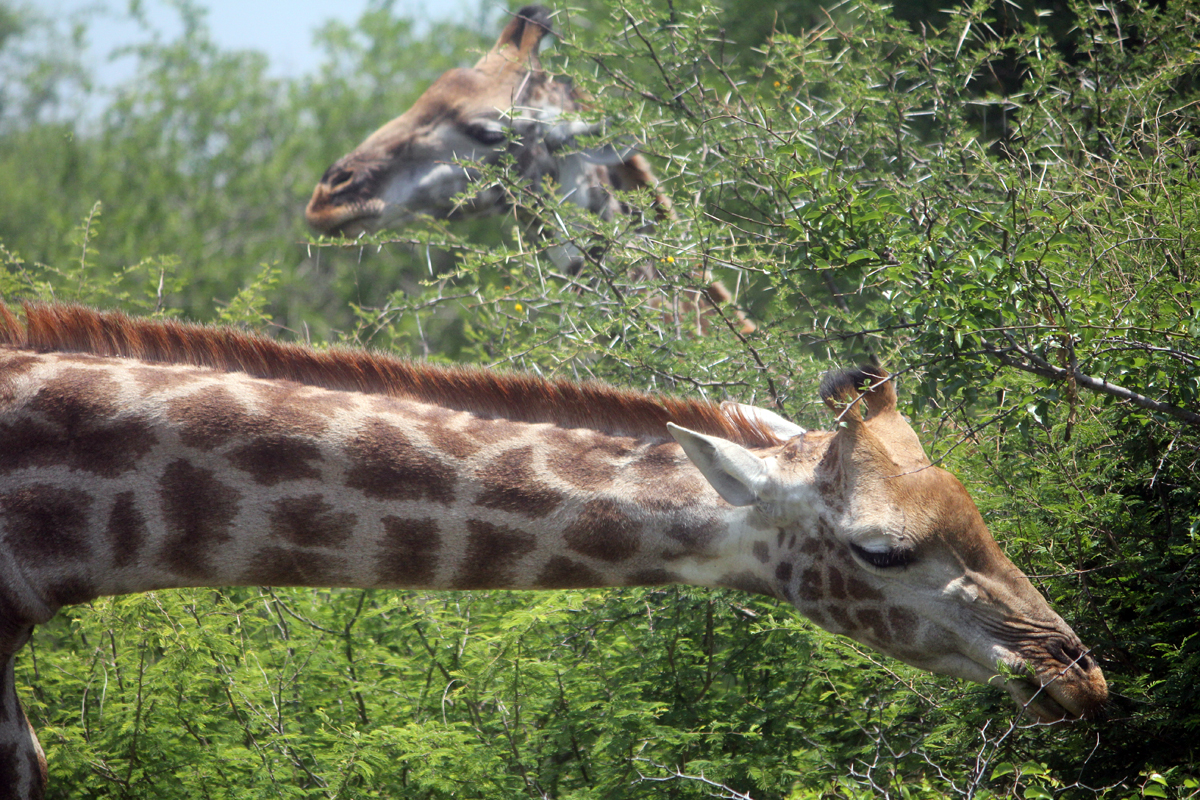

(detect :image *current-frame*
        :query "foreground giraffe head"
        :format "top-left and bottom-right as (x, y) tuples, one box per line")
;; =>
(673, 368), (1108, 721)
(306, 4), (661, 238)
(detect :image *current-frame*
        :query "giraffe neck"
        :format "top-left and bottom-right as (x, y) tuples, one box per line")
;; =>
(0, 348), (780, 625)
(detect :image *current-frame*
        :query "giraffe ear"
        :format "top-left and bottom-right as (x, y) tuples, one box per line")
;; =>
(721, 401), (806, 440)
(667, 423), (768, 507)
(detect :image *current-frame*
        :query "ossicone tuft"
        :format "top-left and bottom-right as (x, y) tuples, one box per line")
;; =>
(498, 5), (555, 54)
(819, 366), (896, 420)
(513, 5), (555, 34)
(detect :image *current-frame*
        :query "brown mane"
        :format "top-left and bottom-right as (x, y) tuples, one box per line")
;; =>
(0, 303), (781, 447)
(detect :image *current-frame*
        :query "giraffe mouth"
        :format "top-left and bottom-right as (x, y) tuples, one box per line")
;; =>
(1005, 679), (1077, 723)
(1002, 639), (1108, 723)
(329, 199), (389, 238)
(1003, 663), (1108, 723)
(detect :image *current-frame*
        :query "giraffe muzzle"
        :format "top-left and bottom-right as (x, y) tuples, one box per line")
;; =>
(1003, 652), (1109, 722)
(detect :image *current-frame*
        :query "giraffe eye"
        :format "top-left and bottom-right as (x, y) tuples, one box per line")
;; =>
(850, 542), (914, 569)
(465, 121), (507, 146)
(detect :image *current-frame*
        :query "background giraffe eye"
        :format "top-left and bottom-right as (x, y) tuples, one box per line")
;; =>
(465, 122), (507, 146)
(850, 542), (915, 569)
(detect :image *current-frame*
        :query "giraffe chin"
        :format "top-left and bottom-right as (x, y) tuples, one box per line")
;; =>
(1005, 679), (1082, 723)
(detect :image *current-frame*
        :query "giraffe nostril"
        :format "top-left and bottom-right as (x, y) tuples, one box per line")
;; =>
(1059, 641), (1092, 670)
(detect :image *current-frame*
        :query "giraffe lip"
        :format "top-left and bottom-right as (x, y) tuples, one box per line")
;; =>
(310, 199), (387, 238)
(1006, 678), (1080, 723)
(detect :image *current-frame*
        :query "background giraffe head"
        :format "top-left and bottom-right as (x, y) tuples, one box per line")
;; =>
(305, 4), (660, 238)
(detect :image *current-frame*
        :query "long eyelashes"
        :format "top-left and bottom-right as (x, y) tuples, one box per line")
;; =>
(465, 123), (507, 146)
(849, 541), (915, 569)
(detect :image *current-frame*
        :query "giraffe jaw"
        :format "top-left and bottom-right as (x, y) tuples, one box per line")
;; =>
(308, 198), (388, 238)
(924, 652), (1103, 722)
(1003, 679), (1078, 723)
(995, 659), (1107, 723)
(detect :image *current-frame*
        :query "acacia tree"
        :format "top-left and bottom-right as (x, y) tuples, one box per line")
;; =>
(2, 0), (1199, 797)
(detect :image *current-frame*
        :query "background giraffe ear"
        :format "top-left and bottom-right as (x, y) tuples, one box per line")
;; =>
(721, 401), (806, 440)
(667, 424), (768, 507)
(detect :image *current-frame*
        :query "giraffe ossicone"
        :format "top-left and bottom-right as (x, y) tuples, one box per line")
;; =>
(0, 304), (1106, 796)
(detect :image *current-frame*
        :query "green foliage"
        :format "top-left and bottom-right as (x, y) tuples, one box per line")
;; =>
(2, 0), (1200, 796)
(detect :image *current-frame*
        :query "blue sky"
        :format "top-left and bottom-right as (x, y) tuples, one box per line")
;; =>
(40, 0), (481, 86)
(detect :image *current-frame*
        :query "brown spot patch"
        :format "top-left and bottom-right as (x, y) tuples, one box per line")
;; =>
(856, 608), (892, 644)
(536, 556), (603, 588)
(0, 415), (158, 479)
(0, 483), (92, 565)
(745, 512), (774, 531)
(633, 474), (707, 513)
(629, 443), (707, 512)
(827, 605), (854, 633)
(888, 607), (918, 642)
(665, 517), (722, 550)
(28, 368), (120, 428)
(158, 459), (241, 579)
(826, 566), (847, 600)
(563, 499), (641, 562)
(2, 370), (159, 477)
(475, 446), (564, 518)
(752, 541), (770, 564)
(405, 405), (479, 459)
(47, 576), (99, 607)
(0, 354), (40, 400)
(227, 435), (324, 485)
(796, 567), (823, 602)
(462, 415), (523, 445)
(799, 538), (823, 556)
(129, 365), (205, 394)
(544, 428), (629, 490)
(241, 546), (347, 586)
(250, 380), (352, 424)
(630, 442), (683, 479)
(377, 516), (441, 585)
(775, 561), (793, 583)
(846, 576), (884, 602)
(816, 446), (847, 509)
(720, 570), (777, 598)
(345, 418), (456, 505)
(625, 568), (680, 585)
(817, 517), (836, 539)
(268, 495), (356, 548)
(166, 385), (250, 450)
(453, 520), (537, 588)
(106, 491), (148, 568)
(425, 423), (479, 459)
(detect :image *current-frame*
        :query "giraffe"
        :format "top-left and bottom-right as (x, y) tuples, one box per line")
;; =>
(0, 303), (1106, 796)
(305, 4), (751, 334)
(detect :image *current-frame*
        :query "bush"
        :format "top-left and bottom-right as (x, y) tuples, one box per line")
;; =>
(3, 0), (1199, 796)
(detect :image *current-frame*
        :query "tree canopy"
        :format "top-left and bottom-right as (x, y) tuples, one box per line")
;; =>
(1, 0), (1198, 796)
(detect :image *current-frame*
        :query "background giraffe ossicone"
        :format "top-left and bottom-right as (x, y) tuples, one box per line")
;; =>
(0, 304), (1106, 797)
